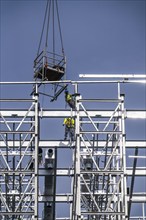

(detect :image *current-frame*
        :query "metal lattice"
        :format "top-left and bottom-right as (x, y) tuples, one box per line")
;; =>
(0, 75), (146, 220)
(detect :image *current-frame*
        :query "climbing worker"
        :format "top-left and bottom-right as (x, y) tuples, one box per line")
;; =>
(63, 117), (75, 141)
(65, 89), (75, 109)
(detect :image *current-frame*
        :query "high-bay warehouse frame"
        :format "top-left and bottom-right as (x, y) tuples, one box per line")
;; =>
(0, 74), (146, 220)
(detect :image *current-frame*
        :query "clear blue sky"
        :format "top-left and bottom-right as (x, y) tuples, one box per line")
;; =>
(1, 0), (145, 82)
(0, 0), (146, 218)
(1, 0), (145, 126)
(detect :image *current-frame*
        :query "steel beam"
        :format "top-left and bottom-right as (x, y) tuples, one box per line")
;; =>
(0, 140), (145, 148)
(38, 194), (146, 203)
(0, 110), (146, 118)
(79, 74), (146, 78)
(0, 168), (145, 176)
(0, 78), (146, 219)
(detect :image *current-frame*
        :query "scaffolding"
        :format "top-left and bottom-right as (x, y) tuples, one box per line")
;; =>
(0, 75), (146, 220)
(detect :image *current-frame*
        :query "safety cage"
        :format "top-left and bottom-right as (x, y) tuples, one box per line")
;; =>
(34, 50), (66, 81)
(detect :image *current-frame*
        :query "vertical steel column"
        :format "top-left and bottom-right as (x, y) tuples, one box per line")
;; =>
(34, 84), (39, 220)
(142, 203), (145, 220)
(128, 147), (138, 218)
(5, 133), (9, 220)
(117, 84), (121, 220)
(12, 122), (15, 219)
(120, 94), (128, 219)
(74, 83), (81, 220)
(71, 84), (76, 220)
(71, 151), (74, 220)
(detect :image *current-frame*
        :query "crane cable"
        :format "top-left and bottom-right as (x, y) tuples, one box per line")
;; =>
(55, 0), (65, 56)
(36, 0), (66, 107)
(37, 0), (65, 57)
(37, 0), (49, 56)
(45, 0), (51, 50)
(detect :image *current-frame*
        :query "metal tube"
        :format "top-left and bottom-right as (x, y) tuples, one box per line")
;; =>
(34, 84), (39, 220)
(79, 74), (146, 78)
(75, 83), (81, 219)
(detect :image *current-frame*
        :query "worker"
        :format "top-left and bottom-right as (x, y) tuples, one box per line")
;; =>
(63, 117), (75, 141)
(65, 89), (75, 109)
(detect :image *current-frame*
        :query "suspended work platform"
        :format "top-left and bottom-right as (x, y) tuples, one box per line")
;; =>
(34, 50), (66, 81)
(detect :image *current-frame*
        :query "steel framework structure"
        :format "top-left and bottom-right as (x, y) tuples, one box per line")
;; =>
(0, 75), (146, 220)
(72, 93), (128, 219)
(0, 85), (39, 219)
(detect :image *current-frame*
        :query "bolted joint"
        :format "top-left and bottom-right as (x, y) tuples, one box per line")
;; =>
(33, 93), (39, 97)
(74, 93), (80, 97)
(120, 93), (125, 97)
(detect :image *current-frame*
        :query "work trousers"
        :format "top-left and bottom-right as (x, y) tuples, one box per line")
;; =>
(64, 126), (74, 141)
(67, 100), (75, 109)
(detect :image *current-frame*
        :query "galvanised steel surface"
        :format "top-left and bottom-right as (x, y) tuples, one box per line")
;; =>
(0, 77), (146, 219)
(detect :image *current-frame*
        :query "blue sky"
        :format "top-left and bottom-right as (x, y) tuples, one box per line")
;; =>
(1, 0), (145, 109)
(0, 0), (146, 218)
(1, 0), (145, 82)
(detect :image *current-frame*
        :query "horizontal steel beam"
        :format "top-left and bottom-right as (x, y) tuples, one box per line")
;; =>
(0, 193), (145, 203)
(81, 211), (125, 215)
(0, 110), (146, 118)
(0, 212), (34, 215)
(80, 131), (122, 134)
(0, 131), (34, 134)
(0, 140), (145, 148)
(0, 168), (145, 176)
(80, 98), (121, 102)
(129, 217), (146, 220)
(0, 99), (34, 102)
(79, 74), (146, 78)
(0, 76), (146, 85)
(38, 194), (146, 203)
(39, 194), (72, 203)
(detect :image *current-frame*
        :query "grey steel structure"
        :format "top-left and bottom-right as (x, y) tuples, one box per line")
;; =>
(0, 75), (146, 220)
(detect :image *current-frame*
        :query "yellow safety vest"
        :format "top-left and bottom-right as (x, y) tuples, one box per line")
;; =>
(64, 118), (75, 127)
(66, 94), (72, 102)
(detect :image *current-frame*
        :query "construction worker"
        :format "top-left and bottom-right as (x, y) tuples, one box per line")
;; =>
(63, 117), (75, 141)
(65, 89), (75, 109)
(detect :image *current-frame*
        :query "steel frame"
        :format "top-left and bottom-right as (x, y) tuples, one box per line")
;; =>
(0, 86), (39, 220)
(0, 76), (146, 220)
(71, 90), (128, 219)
